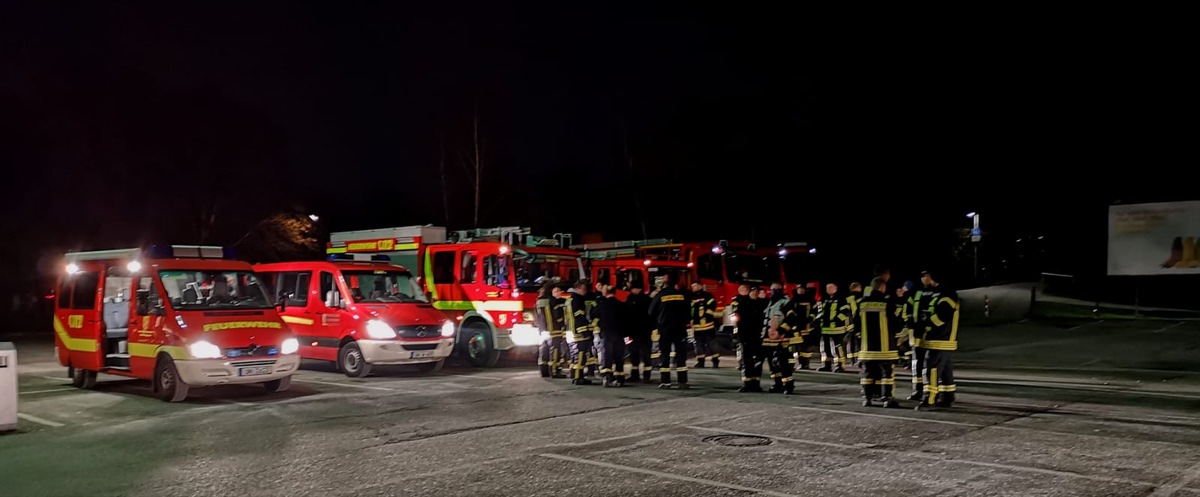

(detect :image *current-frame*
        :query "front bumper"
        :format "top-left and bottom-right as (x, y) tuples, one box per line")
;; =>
(174, 354), (300, 386)
(358, 338), (454, 365)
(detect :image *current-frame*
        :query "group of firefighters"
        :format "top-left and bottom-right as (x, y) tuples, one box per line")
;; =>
(534, 267), (961, 410)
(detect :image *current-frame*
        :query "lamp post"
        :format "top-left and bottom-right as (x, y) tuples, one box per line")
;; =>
(967, 212), (980, 283)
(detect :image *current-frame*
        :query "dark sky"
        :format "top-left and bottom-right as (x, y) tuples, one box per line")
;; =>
(1, 4), (1193, 287)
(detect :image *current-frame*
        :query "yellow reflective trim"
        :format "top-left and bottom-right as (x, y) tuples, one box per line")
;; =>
(128, 342), (158, 358)
(922, 340), (957, 351)
(938, 297), (959, 309)
(53, 316), (97, 353)
(202, 321), (283, 332)
(930, 315), (945, 327)
(326, 247), (348, 254)
(661, 294), (684, 302)
(281, 316), (315, 325)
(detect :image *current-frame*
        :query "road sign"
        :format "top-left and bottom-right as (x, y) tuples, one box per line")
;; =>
(971, 227), (981, 242)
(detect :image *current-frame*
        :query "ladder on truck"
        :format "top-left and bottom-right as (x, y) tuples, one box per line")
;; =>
(569, 238), (673, 260)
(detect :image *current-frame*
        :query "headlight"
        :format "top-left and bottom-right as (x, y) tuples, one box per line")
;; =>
(188, 340), (222, 359)
(281, 338), (299, 355)
(510, 323), (541, 346)
(441, 321), (455, 338)
(365, 319), (396, 339)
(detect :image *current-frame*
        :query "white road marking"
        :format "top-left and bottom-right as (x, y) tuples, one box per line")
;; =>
(1068, 320), (1103, 331)
(791, 406), (985, 427)
(20, 388), (77, 395)
(685, 426), (1158, 488)
(18, 413), (65, 427)
(38, 375), (70, 382)
(214, 398), (254, 407)
(293, 379), (396, 391)
(1150, 460), (1200, 496)
(1153, 321), (1187, 334)
(540, 453), (801, 497)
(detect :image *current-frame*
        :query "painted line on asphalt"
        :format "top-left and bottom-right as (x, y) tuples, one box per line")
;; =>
(791, 406), (986, 427)
(214, 398), (255, 407)
(684, 426), (1157, 489)
(1153, 321), (1188, 334)
(18, 413), (65, 427)
(293, 379), (396, 391)
(1150, 460), (1200, 497)
(20, 388), (76, 395)
(1068, 320), (1104, 331)
(956, 378), (1200, 400)
(540, 453), (800, 497)
(37, 375), (70, 382)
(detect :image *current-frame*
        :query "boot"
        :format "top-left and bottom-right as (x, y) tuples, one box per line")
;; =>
(552, 369), (567, 379)
(615, 374), (626, 387)
(782, 379), (794, 395)
(934, 392), (955, 408)
(643, 370), (655, 383)
(659, 371), (672, 389)
(677, 371), (688, 388)
(863, 398), (874, 407)
(834, 364), (846, 373)
(539, 364), (551, 378)
(629, 369), (641, 382)
(882, 398), (900, 408)
(768, 377), (784, 393)
(817, 362), (832, 372)
(711, 357), (719, 368)
(694, 357), (706, 368)
(907, 389), (923, 401)
(603, 372), (615, 387)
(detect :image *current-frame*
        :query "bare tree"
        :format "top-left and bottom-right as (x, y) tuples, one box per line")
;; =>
(460, 110), (485, 227)
(437, 131), (451, 226)
(622, 126), (649, 239)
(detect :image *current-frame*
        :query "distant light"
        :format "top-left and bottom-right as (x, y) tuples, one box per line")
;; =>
(643, 259), (651, 266)
(308, 214), (320, 222)
(65, 263), (80, 274)
(967, 212), (976, 218)
(1016, 239), (1023, 243)
(126, 260), (142, 272)
(777, 248), (788, 257)
(711, 245), (723, 254)
(499, 245), (510, 255)
(686, 262), (694, 268)
(808, 248), (817, 254)
(1037, 236), (1044, 240)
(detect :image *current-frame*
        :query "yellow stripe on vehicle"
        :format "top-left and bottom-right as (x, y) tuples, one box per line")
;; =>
(53, 316), (98, 353)
(432, 300), (523, 312)
(281, 316), (315, 325)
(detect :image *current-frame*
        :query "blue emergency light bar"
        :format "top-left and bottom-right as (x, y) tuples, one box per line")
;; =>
(327, 253), (391, 262)
(145, 245), (234, 259)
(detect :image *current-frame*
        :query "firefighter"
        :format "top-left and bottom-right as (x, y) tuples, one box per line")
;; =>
(624, 284), (654, 383)
(535, 282), (568, 378)
(689, 282), (718, 368)
(648, 274), (691, 389)
(595, 285), (627, 387)
(816, 282), (852, 372)
(915, 270), (960, 410)
(846, 281), (864, 366)
(585, 280), (602, 377)
(564, 280), (595, 385)
(857, 278), (901, 407)
(784, 285), (815, 370)
(730, 284), (765, 392)
(908, 273), (935, 401)
(893, 281), (914, 371)
(765, 283), (795, 394)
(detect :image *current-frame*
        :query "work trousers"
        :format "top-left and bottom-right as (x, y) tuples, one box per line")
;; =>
(693, 327), (717, 362)
(627, 332), (654, 376)
(537, 335), (566, 377)
(569, 339), (594, 382)
(860, 360), (896, 400)
(600, 334), (626, 380)
(920, 350), (956, 406)
(910, 347), (927, 396)
(658, 330), (689, 385)
(739, 338), (763, 381)
(820, 333), (846, 369)
(765, 340), (794, 392)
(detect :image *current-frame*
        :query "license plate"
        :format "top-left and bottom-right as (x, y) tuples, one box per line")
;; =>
(238, 366), (272, 377)
(410, 351), (435, 359)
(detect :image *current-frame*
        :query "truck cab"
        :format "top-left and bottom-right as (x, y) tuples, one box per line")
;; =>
(54, 245), (299, 402)
(256, 256), (455, 377)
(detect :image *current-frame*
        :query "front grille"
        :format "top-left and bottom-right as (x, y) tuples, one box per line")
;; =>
(225, 344), (279, 358)
(230, 359), (277, 367)
(405, 343), (439, 351)
(396, 325), (439, 339)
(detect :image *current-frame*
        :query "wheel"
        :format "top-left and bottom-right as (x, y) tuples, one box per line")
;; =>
(415, 359), (445, 373)
(339, 342), (373, 378)
(66, 365), (74, 379)
(263, 375), (291, 393)
(154, 358), (189, 402)
(71, 367), (96, 389)
(461, 323), (500, 367)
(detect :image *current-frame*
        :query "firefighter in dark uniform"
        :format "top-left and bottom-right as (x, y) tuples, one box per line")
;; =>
(765, 283), (795, 394)
(689, 282), (718, 368)
(648, 275), (691, 389)
(908, 272), (936, 400)
(585, 280), (602, 377)
(624, 284), (654, 383)
(595, 284), (627, 387)
(784, 286), (815, 370)
(893, 281), (914, 370)
(730, 284), (766, 392)
(535, 282), (568, 378)
(857, 278), (901, 407)
(915, 270), (960, 410)
(816, 282), (852, 372)
(564, 280), (595, 385)
(845, 281), (864, 366)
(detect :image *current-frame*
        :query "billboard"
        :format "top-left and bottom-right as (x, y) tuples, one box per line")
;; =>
(1108, 201), (1200, 275)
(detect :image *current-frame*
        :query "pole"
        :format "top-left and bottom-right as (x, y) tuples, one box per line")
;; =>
(1134, 277), (1140, 318)
(973, 244), (978, 283)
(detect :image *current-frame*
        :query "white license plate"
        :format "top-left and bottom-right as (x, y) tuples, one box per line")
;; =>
(238, 366), (272, 377)
(410, 351), (435, 359)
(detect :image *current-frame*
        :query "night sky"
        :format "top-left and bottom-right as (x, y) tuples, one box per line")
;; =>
(1, 4), (1192, 290)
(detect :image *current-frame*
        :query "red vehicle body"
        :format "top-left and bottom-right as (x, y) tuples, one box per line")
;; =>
(53, 245), (299, 402)
(255, 257), (455, 377)
(326, 226), (582, 367)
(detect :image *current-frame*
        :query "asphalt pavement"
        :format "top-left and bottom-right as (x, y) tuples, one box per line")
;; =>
(2, 316), (1200, 497)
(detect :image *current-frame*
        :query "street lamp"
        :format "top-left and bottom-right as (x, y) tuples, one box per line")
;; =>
(308, 214), (320, 222)
(967, 212), (981, 282)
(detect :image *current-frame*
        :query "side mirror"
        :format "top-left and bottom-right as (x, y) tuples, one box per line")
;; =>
(277, 294), (289, 312)
(151, 304), (166, 316)
(325, 291), (342, 309)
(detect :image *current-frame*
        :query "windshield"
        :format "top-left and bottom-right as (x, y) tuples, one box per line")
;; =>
(159, 270), (273, 310)
(647, 266), (693, 289)
(341, 270), (428, 303)
(725, 253), (782, 285)
(513, 249), (579, 293)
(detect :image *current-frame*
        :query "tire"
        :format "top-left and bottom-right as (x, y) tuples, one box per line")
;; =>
(71, 367), (96, 389)
(263, 375), (291, 393)
(415, 359), (445, 373)
(67, 365), (74, 379)
(154, 358), (189, 402)
(461, 323), (500, 367)
(339, 342), (372, 378)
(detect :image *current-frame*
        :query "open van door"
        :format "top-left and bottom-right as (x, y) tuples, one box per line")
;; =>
(54, 261), (106, 378)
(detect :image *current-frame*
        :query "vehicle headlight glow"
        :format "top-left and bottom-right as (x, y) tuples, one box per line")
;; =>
(441, 321), (455, 338)
(188, 340), (222, 359)
(365, 319), (396, 339)
(510, 323), (541, 346)
(281, 337), (299, 354)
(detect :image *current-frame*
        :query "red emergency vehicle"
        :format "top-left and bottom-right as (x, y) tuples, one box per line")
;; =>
(326, 226), (582, 367)
(53, 245), (299, 402)
(255, 256), (455, 377)
(576, 240), (698, 301)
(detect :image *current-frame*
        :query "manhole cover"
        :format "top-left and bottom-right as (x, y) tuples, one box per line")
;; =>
(702, 434), (773, 447)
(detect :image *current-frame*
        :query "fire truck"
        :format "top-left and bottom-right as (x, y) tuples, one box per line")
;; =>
(255, 256), (455, 377)
(53, 245), (299, 402)
(571, 238), (698, 301)
(326, 226), (582, 367)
